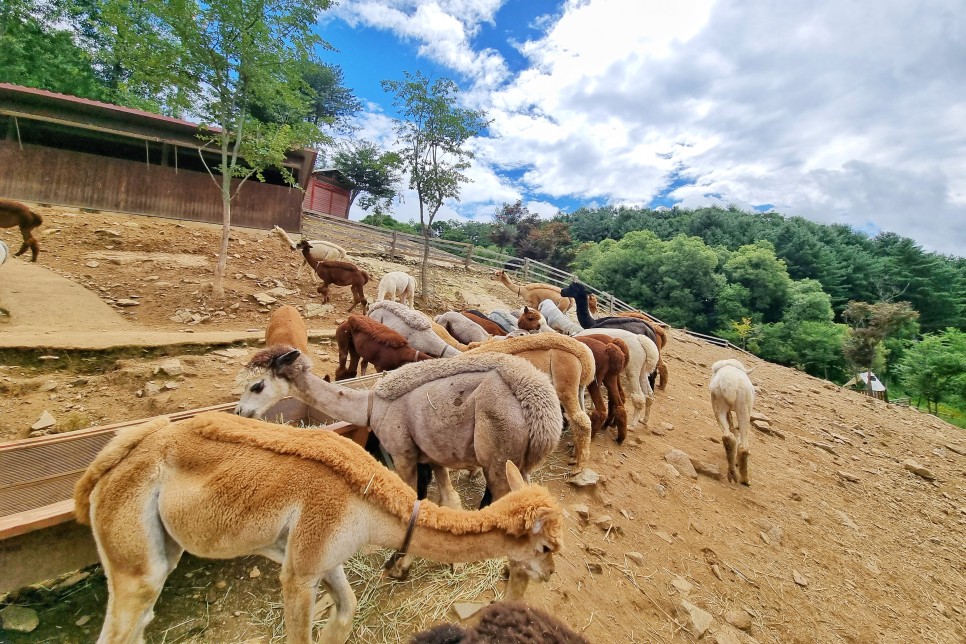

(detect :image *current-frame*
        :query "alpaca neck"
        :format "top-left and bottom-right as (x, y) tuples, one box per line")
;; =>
(372, 510), (525, 564)
(500, 272), (521, 295)
(290, 369), (370, 426)
(300, 250), (320, 271)
(573, 292), (596, 329)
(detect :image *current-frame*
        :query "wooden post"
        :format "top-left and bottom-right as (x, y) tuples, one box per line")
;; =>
(464, 244), (474, 268)
(523, 257), (531, 280)
(390, 231), (397, 261)
(609, 292), (615, 313)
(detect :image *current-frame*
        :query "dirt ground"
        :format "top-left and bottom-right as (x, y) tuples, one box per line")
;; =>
(1, 204), (964, 643)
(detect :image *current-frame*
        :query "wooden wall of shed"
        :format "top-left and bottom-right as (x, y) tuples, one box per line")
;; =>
(0, 141), (304, 231)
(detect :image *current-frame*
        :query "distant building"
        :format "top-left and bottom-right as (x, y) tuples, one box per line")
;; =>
(303, 169), (352, 219)
(0, 83), (316, 232)
(843, 371), (888, 401)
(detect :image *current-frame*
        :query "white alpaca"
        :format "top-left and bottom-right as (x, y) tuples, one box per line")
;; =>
(709, 359), (756, 486)
(435, 311), (490, 344)
(376, 271), (417, 308)
(539, 299), (582, 336)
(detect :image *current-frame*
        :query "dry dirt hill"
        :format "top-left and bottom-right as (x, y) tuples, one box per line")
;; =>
(0, 205), (964, 643)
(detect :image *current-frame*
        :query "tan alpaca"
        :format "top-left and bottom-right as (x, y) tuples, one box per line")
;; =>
(264, 304), (309, 354)
(709, 359), (756, 485)
(75, 413), (563, 644)
(464, 334), (595, 470)
(493, 270), (575, 313)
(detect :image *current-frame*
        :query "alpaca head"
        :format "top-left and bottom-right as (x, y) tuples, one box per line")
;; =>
(502, 462), (563, 584)
(516, 306), (543, 332)
(234, 347), (309, 418)
(295, 239), (313, 252)
(559, 281), (588, 299)
(491, 270), (505, 281)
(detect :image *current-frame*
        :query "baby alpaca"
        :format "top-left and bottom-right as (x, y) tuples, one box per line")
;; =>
(709, 359), (756, 485)
(411, 600), (588, 643)
(377, 271), (417, 308)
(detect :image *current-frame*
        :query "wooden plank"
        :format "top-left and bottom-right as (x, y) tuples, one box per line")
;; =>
(0, 518), (100, 594)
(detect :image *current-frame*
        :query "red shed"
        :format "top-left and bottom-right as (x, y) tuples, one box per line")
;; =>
(303, 169), (352, 219)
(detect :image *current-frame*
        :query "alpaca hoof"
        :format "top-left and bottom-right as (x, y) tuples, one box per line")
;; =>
(384, 563), (410, 581)
(727, 469), (739, 484)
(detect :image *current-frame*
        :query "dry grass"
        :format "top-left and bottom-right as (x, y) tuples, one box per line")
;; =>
(56, 411), (91, 432)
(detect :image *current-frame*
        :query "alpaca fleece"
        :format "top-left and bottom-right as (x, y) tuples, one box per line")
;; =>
(369, 300), (430, 330)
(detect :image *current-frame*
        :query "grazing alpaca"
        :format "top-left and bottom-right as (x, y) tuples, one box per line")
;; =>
(493, 270), (574, 312)
(264, 304), (309, 354)
(431, 320), (469, 351)
(618, 310), (670, 390)
(411, 601), (588, 644)
(709, 359), (756, 485)
(235, 349), (563, 576)
(298, 242), (369, 312)
(465, 334), (595, 470)
(436, 311), (490, 344)
(369, 301), (461, 358)
(0, 199), (42, 262)
(336, 315), (434, 380)
(276, 227), (348, 261)
(75, 414), (562, 644)
(576, 328), (657, 428)
(538, 299), (583, 336)
(377, 271), (417, 308)
(574, 335), (628, 443)
(462, 310), (507, 336)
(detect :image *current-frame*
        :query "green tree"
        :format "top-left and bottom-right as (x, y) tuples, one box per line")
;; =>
(843, 300), (919, 395)
(250, 61), (362, 135)
(331, 140), (403, 213)
(898, 328), (966, 414)
(381, 71), (488, 306)
(723, 241), (792, 323)
(98, 0), (332, 298)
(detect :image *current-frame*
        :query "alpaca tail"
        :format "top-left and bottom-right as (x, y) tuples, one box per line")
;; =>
(335, 320), (353, 373)
(520, 377), (565, 474)
(74, 417), (170, 525)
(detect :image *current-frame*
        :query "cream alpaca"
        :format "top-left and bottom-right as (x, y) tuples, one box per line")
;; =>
(709, 359), (756, 485)
(368, 300), (460, 358)
(493, 270), (573, 312)
(376, 271), (417, 308)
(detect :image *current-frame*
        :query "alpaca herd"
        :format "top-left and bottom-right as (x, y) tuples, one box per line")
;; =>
(76, 238), (763, 643)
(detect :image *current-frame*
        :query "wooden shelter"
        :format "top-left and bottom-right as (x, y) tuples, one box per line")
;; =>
(0, 83), (316, 231)
(303, 168), (352, 218)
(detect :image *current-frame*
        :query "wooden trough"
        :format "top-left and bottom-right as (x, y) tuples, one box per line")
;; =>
(0, 373), (381, 594)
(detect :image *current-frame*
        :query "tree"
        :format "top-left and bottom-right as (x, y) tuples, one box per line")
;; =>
(723, 241), (792, 323)
(842, 301), (919, 396)
(898, 328), (966, 414)
(98, 0), (332, 298)
(249, 60), (362, 134)
(381, 71), (488, 306)
(331, 140), (403, 213)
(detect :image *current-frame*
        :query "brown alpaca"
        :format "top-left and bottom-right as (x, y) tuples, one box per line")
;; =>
(264, 304), (309, 354)
(74, 413), (563, 644)
(461, 310), (507, 336)
(336, 314), (434, 380)
(515, 306), (544, 332)
(0, 199), (42, 262)
(298, 242), (369, 312)
(465, 334), (595, 470)
(493, 270), (574, 312)
(411, 601), (588, 644)
(618, 311), (669, 389)
(574, 334), (628, 443)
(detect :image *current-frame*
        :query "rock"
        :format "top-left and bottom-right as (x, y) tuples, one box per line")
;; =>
(661, 421), (674, 431)
(665, 449), (698, 479)
(171, 310), (195, 324)
(567, 468), (599, 487)
(651, 428), (667, 436)
(0, 605), (40, 633)
(653, 483), (667, 498)
(789, 492), (802, 501)
(677, 600), (713, 637)
(157, 358), (184, 376)
(163, 381), (180, 391)
(625, 551), (645, 565)
(94, 228), (122, 237)
(452, 602), (487, 621)
(206, 588), (218, 603)
(75, 615), (91, 627)
(837, 510), (859, 531)
(304, 303), (334, 318)
(572, 504), (590, 520)
(945, 443), (965, 456)
(267, 287), (298, 297)
(714, 629), (742, 644)
(115, 299), (140, 307)
(629, 471), (646, 485)
(215, 580), (228, 589)
(212, 348), (249, 358)
(792, 570), (809, 587)
(252, 292), (278, 306)
(586, 562), (603, 574)
(837, 470), (861, 483)
(53, 571), (91, 591)
(689, 457), (723, 480)
(594, 515), (614, 530)
(39, 380), (58, 392)
(654, 530), (674, 544)
(143, 381), (162, 397)
(671, 576), (693, 594)
(85, 260), (100, 268)
(751, 411), (771, 423)
(903, 459), (936, 480)
(810, 441), (838, 455)
(724, 609), (752, 631)
(31, 410), (56, 431)
(249, 566), (261, 578)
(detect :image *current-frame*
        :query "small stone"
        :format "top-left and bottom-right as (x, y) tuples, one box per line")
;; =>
(163, 381), (180, 391)
(837, 511), (859, 531)
(654, 530), (674, 544)
(678, 600), (713, 637)
(902, 459), (936, 480)
(711, 564), (723, 580)
(629, 471), (646, 485)
(594, 515), (614, 530)
(249, 566), (261, 578)
(252, 292), (278, 306)
(665, 449), (698, 479)
(945, 443), (965, 456)
(115, 299), (140, 307)
(94, 228), (122, 237)
(572, 504), (590, 520)
(31, 410), (56, 431)
(671, 576), (693, 594)
(811, 441), (838, 455)
(267, 287), (298, 298)
(215, 580), (227, 589)
(567, 468), (599, 487)
(724, 609), (752, 631)
(205, 588), (218, 603)
(143, 382), (162, 397)
(689, 458), (723, 480)
(451, 601), (486, 621)
(837, 470), (860, 483)
(793, 570), (809, 587)
(157, 358), (184, 376)
(39, 380), (58, 392)
(75, 615), (91, 627)
(625, 551), (645, 565)
(789, 492), (802, 501)
(0, 605), (40, 633)
(85, 260), (100, 268)
(653, 484), (667, 498)
(586, 562), (603, 574)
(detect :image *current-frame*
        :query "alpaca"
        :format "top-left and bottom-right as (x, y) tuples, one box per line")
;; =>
(336, 315), (434, 380)
(618, 311), (669, 390)
(235, 349), (563, 576)
(487, 309), (519, 334)
(436, 311), (490, 344)
(510, 307), (554, 333)
(0, 199), (42, 262)
(462, 310), (507, 336)
(275, 227), (349, 261)
(464, 334), (595, 470)
(298, 243), (370, 313)
(368, 301), (461, 358)
(538, 299), (583, 336)
(75, 414), (563, 644)
(493, 270), (573, 312)
(377, 271), (417, 308)
(264, 304), (309, 354)
(411, 601), (588, 644)
(576, 328), (658, 428)
(709, 359), (756, 485)
(0, 240), (7, 266)
(431, 320), (469, 351)
(574, 335), (628, 443)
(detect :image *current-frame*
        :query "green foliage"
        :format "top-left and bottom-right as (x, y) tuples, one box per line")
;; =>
(722, 241), (792, 323)
(332, 140), (403, 213)
(898, 328), (966, 414)
(359, 213), (420, 235)
(842, 300), (920, 388)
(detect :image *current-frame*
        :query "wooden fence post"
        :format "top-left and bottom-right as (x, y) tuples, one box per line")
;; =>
(464, 244), (474, 268)
(390, 231), (397, 261)
(523, 257), (531, 280)
(609, 292), (615, 314)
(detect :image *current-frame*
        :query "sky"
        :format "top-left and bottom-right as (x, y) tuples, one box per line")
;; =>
(314, 0), (966, 257)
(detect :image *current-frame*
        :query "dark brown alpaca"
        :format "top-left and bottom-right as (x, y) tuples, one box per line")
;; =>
(298, 242), (369, 312)
(0, 199), (43, 262)
(461, 310), (507, 336)
(617, 310), (669, 389)
(335, 314), (434, 380)
(575, 334), (628, 443)
(411, 600), (588, 644)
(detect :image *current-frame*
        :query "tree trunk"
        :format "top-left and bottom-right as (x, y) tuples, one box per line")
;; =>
(212, 167), (232, 300)
(420, 223), (430, 308)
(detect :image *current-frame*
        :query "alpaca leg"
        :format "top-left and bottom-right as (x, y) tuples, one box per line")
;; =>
(736, 409), (751, 486)
(279, 566), (321, 644)
(318, 283), (331, 303)
(385, 452), (420, 580)
(721, 432), (739, 484)
(563, 398), (592, 469)
(506, 561), (531, 600)
(316, 566), (356, 644)
(431, 464), (462, 510)
(657, 358), (668, 391)
(587, 380), (606, 438)
(641, 395), (653, 426)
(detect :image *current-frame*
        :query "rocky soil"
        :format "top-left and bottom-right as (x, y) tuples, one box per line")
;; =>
(1, 205), (964, 643)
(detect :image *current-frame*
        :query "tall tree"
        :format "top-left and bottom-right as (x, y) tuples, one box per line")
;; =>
(331, 140), (403, 213)
(97, 0), (332, 298)
(898, 328), (966, 414)
(381, 71), (488, 306)
(843, 300), (919, 395)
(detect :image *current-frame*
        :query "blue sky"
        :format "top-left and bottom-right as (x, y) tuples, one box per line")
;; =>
(314, 0), (966, 257)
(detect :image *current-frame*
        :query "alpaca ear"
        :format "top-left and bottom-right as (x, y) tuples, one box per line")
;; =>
(272, 349), (301, 370)
(505, 461), (527, 492)
(523, 306), (530, 313)
(323, 374), (331, 383)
